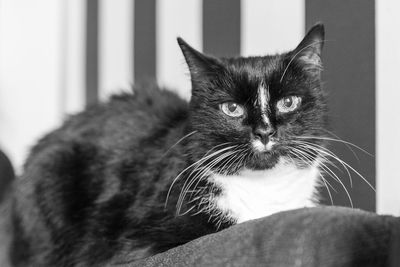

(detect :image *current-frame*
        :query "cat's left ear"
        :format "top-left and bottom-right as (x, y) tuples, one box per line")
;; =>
(294, 23), (325, 74)
(177, 37), (222, 83)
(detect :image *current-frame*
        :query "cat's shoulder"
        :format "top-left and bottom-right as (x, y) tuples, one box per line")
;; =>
(109, 83), (188, 112)
(26, 84), (189, 162)
(60, 84), (188, 133)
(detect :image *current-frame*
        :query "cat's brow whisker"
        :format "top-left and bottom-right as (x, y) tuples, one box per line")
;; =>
(279, 40), (325, 83)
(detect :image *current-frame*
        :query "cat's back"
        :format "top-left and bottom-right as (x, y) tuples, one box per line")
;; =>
(37, 84), (188, 149)
(11, 85), (189, 266)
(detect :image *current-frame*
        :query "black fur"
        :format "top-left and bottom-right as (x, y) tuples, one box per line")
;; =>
(11, 24), (327, 266)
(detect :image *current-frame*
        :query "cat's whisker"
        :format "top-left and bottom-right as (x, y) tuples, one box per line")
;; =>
(188, 148), (239, 189)
(293, 146), (342, 185)
(280, 40), (325, 83)
(292, 145), (366, 208)
(231, 149), (248, 174)
(293, 135), (373, 157)
(164, 144), (234, 210)
(177, 150), (233, 212)
(186, 146), (249, 215)
(294, 142), (375, 191)
(318, 163), (353, 208)
(287, 148), (317, 171)
(177, 203), (196, 216)
(286, 146), (337, 193)
(176, 152), (234, 216)
(320, 129), (360, 161)
(318, 171), (338, 193)
(284, 149), (334, 206)
(290, 149), (336, 204)
(160, 130), (197, 158)
(217, 146), (246, 175)
(203, 142), (234, 157)
(287, 148), (336, 206)
(290, 145), (335, 174)
(176, 146), (240, 216)
(319, 174), (335, 205)
(299, 144), (353, 187)
(292, 140), (353, 186)
(187, 147), (243, 199)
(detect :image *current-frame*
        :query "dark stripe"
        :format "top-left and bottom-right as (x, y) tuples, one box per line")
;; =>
(0, 150), (14, 202)
(203, 0), (241, 57)
(85, 0), (99, 106)
(306, 0), (376, 211)
(134, 0), (156, 82)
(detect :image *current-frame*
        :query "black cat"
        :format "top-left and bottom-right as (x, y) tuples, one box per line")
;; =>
(11, 24), (327, 266)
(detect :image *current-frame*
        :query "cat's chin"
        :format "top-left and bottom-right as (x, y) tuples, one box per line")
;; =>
(246, 152), (280, 170)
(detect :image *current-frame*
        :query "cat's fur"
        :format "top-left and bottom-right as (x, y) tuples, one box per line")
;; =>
(10, 24), (327, 266)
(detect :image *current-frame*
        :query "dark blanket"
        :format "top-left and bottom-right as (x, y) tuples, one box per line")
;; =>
(124, 207), (400, 267)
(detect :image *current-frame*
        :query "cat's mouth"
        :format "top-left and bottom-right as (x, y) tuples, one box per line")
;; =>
(251, 139), (277, 153)
(247, 150), (280, 170)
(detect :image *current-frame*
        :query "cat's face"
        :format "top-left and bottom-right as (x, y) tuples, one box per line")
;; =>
(179, 24), (327, 172)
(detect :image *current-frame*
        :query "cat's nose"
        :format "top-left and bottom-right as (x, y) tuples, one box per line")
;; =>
(253, 127), (276, 145)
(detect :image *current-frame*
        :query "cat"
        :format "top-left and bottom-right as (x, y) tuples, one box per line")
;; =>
(10, 24), (327, 266)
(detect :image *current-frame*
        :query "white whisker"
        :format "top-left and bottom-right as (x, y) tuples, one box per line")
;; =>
(280, 40), (325, 83)
(161, 130), (197, 158)
(164, 143), (233, 209)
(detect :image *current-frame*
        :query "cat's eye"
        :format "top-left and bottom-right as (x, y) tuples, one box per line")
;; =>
(220, 102), (245, 117)
(276, 96), (301, 113)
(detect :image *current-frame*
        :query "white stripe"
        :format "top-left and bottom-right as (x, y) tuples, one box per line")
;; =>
(241, 0), (305, 56)
(376, 0), (400, 216)
(0, 0), (64, 171)
(62, 0), (85, 114)
(99, 0), (133, 101)
(156, 0), (202, 100)
(258, 82), (270, 124)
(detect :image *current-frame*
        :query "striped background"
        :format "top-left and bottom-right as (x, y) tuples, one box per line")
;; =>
(0, 0), (399, 215)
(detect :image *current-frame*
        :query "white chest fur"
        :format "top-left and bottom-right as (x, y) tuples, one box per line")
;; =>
(209, 160), (319, 223)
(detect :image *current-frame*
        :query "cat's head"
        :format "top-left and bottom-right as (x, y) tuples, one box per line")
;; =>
(178, 24), (327, 172)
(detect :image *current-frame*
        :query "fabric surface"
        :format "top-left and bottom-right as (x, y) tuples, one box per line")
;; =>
(121, 207), (400, 267)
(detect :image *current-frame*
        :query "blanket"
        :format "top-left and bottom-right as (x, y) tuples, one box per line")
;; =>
(125, 207), (400, 267)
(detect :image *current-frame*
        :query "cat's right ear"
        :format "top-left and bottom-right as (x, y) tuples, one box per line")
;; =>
(177, 37), (221, 83)
(292, 23), (325, 75)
